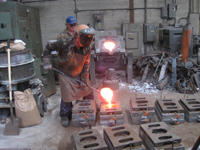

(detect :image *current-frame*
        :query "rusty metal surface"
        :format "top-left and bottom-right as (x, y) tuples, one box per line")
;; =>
(104, 124), (145, 150)
(71, 129), (108, 150)
(156, 99), (184, 113)
(139, 122), (183, 148)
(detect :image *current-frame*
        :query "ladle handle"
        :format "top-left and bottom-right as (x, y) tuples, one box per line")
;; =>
(52, 68), (99, 93)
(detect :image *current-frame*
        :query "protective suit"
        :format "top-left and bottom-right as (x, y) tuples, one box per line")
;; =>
(42, 25), (95, 103)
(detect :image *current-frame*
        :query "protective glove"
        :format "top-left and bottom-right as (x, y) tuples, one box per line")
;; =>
(42, 56), (52, 70)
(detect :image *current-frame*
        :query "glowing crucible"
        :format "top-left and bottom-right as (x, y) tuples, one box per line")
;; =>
(103, 41), (115, 52)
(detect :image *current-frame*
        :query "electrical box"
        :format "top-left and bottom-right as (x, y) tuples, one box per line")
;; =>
(0, 1), (43, 58)
(143, 23), (156, 43)
(93, 14), (104, 31)
(125, 31), (138, 49)
(168, 3), (176, 19)
(163, 28), (182, 54)
(161, 7), (168, 18)
(122, 23), (143, 56)
(0, 12), (13, 40)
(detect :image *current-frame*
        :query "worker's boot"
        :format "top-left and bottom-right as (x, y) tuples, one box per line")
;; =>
(61, 116), (69, 127)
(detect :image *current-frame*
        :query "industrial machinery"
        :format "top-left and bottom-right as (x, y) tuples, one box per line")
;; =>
(162, 27), (183, 55)
(90, 30), (133, 85)
(0, 49), (35, 108)
(0, 1), (42, 58)
(0, 1), (56, 109)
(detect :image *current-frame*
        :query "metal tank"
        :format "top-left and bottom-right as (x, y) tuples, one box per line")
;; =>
(180, 21), (193, 62)
(0, 49), (35, 85)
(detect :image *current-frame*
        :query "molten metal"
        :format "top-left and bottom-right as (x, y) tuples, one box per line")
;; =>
(105, 104), (117, 109)
(100, 88), (113, 108)
(103, 41), (115, 52)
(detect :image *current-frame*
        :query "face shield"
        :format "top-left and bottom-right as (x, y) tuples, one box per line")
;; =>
(78, 27), (95, 48)
(79, 34), (94, 48)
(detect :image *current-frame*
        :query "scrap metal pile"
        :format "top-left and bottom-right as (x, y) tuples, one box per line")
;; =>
(132, 52), (200, 94)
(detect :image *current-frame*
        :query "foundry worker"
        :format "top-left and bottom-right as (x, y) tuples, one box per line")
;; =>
(42, 24), (96, 127)
(57, 16), (77, 41)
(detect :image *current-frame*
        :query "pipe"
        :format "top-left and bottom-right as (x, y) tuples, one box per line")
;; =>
(173, 0), (176, 24)
(189, 0), (191, 19)
(75, 7), (161, 13)
(74, 0), (78, 23)
(145, 0), (147, 23)
(178, 17), (188, 23)
(23, 0), (57, 3)
(192, 0), (194, 13)
(199, 0), (200, 13)
(52, 68), (100, 93)
(129, 0), (134, 23)
(144, 0), (147, 55)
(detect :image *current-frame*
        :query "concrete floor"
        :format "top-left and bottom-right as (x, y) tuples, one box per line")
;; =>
(0, 79), (200, 150)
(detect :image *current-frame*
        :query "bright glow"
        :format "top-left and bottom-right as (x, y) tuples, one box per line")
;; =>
(100, 87), (113, 108)
(105, 104), (117, 109)
(103, 41), (115, 52)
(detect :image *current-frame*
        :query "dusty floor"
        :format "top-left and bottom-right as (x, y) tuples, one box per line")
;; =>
(0, 78), (200, 150)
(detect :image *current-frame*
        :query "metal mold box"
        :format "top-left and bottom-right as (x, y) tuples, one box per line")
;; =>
(179, 98), (200, 122)
(100, 102), (123, 126)
(71, 129), (108, 150)
(104, 124), (145, 150)
(139, 122), (184, 150)
(155, 99), (184, 124)
(72, 100), (97, 127)
(129, 96), (155, 125)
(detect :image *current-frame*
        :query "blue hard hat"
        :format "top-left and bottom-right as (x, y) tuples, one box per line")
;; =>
(66, 16), (76, 24)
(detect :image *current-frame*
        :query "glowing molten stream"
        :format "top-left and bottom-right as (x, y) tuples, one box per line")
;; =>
(100, 88), (113, 108)
(103, 41), (115, 52)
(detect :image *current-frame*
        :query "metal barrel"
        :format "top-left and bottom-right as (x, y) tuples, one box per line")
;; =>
(0, 49), (35, 85)
(180, 23), (193, 62)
